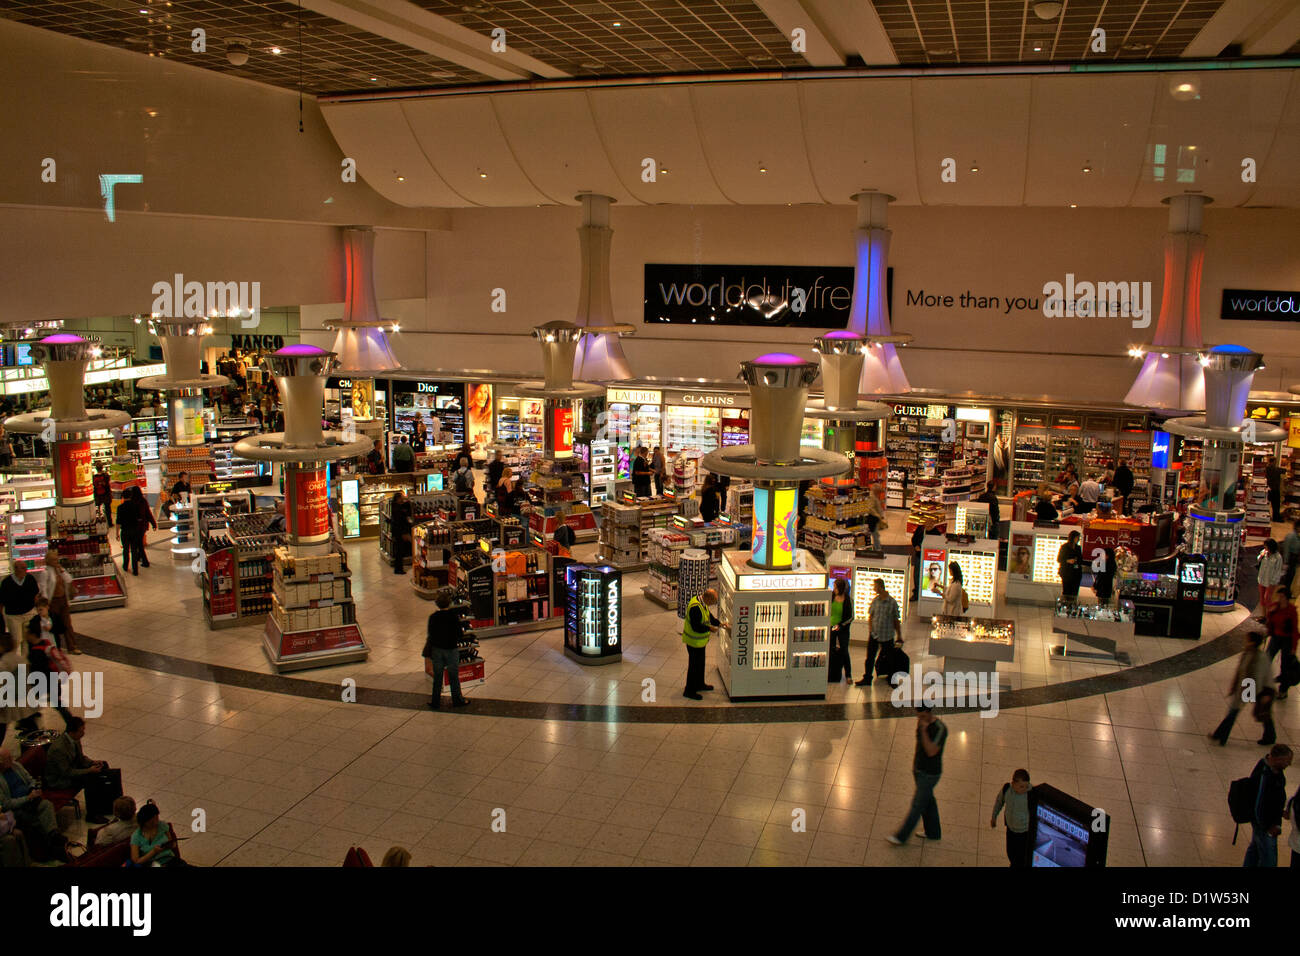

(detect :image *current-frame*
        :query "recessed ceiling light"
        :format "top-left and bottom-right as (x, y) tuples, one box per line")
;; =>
(927, 47), (953, 56)
(396, 176), (405, 182)
(1069, 203), (1078, 208)
(969, 162), (979, 172)
(269, 46), (283, 55)
(758, 165), (767, 173)
(612, 21), (621, 27)
(661, 168), (669, 175)
(145, 108), (158, 117)
(1082, 163), (1092, 173)
(1032, 42), (1044, 53)
(369, 76), (378, 82)
(1187, 145), (1197, 151)
(479, 171), (488, 179)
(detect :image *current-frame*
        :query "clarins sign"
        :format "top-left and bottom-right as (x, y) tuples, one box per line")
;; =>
(663, 389), (748, 408)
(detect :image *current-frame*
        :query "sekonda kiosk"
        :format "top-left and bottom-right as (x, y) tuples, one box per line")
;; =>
(563, 564), (622, 665)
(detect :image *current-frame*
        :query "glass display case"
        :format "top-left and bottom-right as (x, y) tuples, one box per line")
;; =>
(496, 397), (544, 450)
(927, 615), (1016, 679)
(1185, 508), (1242, 610)
(664, 405), (720, 454)
(563, 564), (622, 665)
(1050, 598), (1137, 664)
(1005, 522), (1073, 605)
(918, 534), (999, 619)
(587, 439), (618, 506)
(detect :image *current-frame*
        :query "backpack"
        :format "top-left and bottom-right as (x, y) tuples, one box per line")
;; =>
(1228, 769), (1260, 844)
(454, 468), (474, 494)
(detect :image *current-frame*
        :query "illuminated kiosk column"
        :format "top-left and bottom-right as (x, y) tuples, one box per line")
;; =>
(571, 194), (636, 383)
(137, 318), (229, 558)
(1124, 194), (1211, 411)
(806, 330), (892, 489)
(235, 345), (373, 670)
(1164, 345), (1283, 612)
(518, 322), (609, 595)
(847, 192), (910, 395)
(4, 334), (131, 607)
(322, 226), (403, 450)
(702, 354), (850, 701)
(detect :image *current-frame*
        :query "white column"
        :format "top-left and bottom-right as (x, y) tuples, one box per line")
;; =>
(849, 192), (909, 395)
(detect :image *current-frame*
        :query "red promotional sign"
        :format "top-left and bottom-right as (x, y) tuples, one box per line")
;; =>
(1081, 523), (1156, 562)
(288, 466), (330, 543)
(268, 618), (364, 657)
(206, 548), (237, 618)
(56, 441), (94, 504)
(553, 407), (574, 456)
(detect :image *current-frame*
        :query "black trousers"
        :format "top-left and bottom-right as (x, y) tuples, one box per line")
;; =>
(911, 552), (922, 598)
(1211, 707), (1241, 743)
(685, 644), (706, 693)
(123, 531), (147, 571)
(832, 623), (851, 678)
(1006, 828), (1030, 867)
(862, 638), (888, 680)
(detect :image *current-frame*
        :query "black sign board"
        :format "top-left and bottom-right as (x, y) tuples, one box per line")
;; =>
(1221, 288), (1300, 321)
(644, 263), (880, 327)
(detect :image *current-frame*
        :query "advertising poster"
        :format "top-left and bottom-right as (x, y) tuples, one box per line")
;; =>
(206, 548), (237, 618)
(55, 441), (94, 503)
(772, 486), (797, 569)
(467, 383), (494, 448)
(553, 407), (574, 457)
(1008, 532), (1034, 580)
(288, 466), (330, 543)
(350, 379), (374, 422)
(920, 548), (947, 599)
(752, 487), (770, 565)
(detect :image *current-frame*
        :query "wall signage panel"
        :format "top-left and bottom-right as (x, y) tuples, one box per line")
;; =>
(644, 263), (862, 327)
(1221, 288), (1300, 321)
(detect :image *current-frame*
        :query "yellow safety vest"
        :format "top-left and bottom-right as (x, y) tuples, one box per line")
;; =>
(682, 596), (711, 648)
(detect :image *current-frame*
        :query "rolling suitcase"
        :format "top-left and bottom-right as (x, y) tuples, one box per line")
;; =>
(875, 642), (910, 682)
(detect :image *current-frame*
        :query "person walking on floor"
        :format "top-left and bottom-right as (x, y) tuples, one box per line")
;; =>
(391, 435), (415, 473)
(1244, 744), (1292, 867)
(390, 491), (412, 575)
(1283, 520), (1300, 590)
(631, 446), (653, 498)
(682, 588), (720, 700)
(888, 703), (949, 845)
(452, 456), (476, 501)
(699, 473), (721, 523)
(38, 549), (79, 655)
(857, 577), (901, 686)
(991, 768), (1033, 867)
(864, 484), (886, 551)
(1057, 530), (1083, 601)
(651, 446), (666, 497)
(1266, 588), (1300, 700)
(1266, 456), (1284, 523)
(92, 463), (113, 526)
(487, 449), (505, 495)
(1210, 632), (1273, 745)
(116, 486), (155, 575)
(0, 560), (39, 653)
(1258, 539), (1285, 621)
(910, 523), (925, 601)
(940, 562), (966, 617)
(828, 577), (851, 683)
(422, 592), (470, 710)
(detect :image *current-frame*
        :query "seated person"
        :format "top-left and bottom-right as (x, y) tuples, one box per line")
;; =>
(1033, 484), (1059, 523)
(45, 716), (112, 822)
(129, 801), (184, 867)
(266, 499), (286, 534)
(96, 796), (137, 844)
(0, 748), (67, 859)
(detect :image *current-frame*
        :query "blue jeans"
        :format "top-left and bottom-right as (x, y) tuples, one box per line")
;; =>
(427, 647), (464, 704)
(895, 770), (942, 841)
(1243, 824), (1278, 867)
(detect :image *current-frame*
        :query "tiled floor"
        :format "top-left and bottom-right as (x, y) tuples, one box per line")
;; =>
(12, 502), (1291, 867)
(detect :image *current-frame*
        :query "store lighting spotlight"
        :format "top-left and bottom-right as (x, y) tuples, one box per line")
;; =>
(758, 165), (767, 173)
(1069, 203), (1078, 208)
(133, 316), (142, 324)
(1170, 78), (1199, 101)
(390, 323), (400, 333)
(225, 40), (249, 66)
(1198, 354), (1211, 367)
(969, 162), (979, 172)
(479, 171), (488, 179)
(1082, 163), (1092, 173)
(1160, 352), (1169, 358)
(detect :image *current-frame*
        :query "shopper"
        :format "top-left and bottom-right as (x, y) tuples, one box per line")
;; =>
(38, 549), (79, 654)
(45, 716), (118, 823)
(651, 446), (666, 497)
(1266, 456), (1284, 522)
(487, 449), (505, 494)
(129, 801), (184, 867)
(390, 491), (412, 575)
(0, 630), (38, 745)
(1258, 539), (1284, 620)
(392, 435), (415, 473)
(412, 421), (428, 454)
(170, 470), (191, 499)
(990, 769), (1033, 867)
(1244, 745), (1293, 867)
(552, 523), (576, 557)
(1078, 474), (1102, 512)
(910, 523), (926, 601)
(977, 486), (1000, 537)
(25, 597), (72, 728)
(1283, 520), (1300, 590)
(631, 446), (653, 498)
(1033, 484), (1058, 523)
(864, 484), (886, 551)
(422, 592), (470, 710)
(1057, 530), (1083, 601)
(1113, 458), (1135, 515)
(1266, 587), (1298, 661)
(117, 486), (155, 575)
(1210, 632), (1271, 746)
(92, 463), (112, 524)
(365, 439), (386, 475)
(0, 427), (12, 469)
(681, 587), (720, 700)
(941, 562), (966, 617)
(699, 473), (721, 523)
(0, 560), (39, 651)
(887, 704), (949, 845)
(1092, 547), (1116, 607)
(266, 499), (287, 534)
(856, 577), (901, 686)
(0, 748), (67, 862)
(452, 456), (475, 499)
(828, 577), (851, 683)
(495, 466), (517, 510)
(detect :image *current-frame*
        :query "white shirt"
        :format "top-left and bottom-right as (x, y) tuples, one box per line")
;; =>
(1079, 479), (1102, 503)
(37, 565), (73, 601)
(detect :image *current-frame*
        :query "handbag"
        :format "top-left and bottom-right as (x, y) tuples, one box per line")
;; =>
(961, 589), (970, 613)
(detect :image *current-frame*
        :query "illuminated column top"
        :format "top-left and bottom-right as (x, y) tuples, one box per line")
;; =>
(3, 334), (130, 436)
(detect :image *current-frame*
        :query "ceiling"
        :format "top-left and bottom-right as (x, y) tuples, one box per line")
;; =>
(4, 0), (1299, 96)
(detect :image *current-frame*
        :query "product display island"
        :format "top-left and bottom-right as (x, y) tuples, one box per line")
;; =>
(716, 550), (831, 701)
(1050, 599), (1136, 665)
(563, 563), (622, 665)
(263, 544), (366, 672)
(1116, 554), (1206, 638)
(918, 533), (999, 620)
(927, 615), (1016, 682)
(1004, 521), (1074, 605)
(824, 549), (911, 645)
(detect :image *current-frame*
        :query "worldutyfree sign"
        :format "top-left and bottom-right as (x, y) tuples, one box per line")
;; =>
(1222, 288), (1300, 321)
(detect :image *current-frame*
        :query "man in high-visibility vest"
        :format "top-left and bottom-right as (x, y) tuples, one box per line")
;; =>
(682, 587), (720, 700)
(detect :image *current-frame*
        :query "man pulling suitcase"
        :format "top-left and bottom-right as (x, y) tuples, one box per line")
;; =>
(857, 577), (904, 686)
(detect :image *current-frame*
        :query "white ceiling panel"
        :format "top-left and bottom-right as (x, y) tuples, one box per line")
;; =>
(800, 78), (919, 203)
(1252, 71), (1300, 208)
